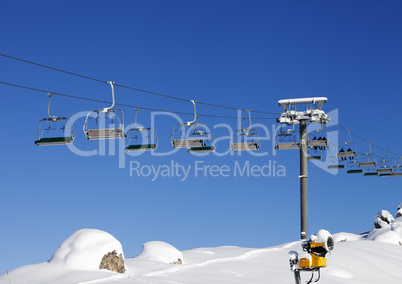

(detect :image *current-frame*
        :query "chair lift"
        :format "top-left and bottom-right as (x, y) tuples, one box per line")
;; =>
(376, 150), (393, 177)
(170, 100), (216, 153)
(125, 107), (158, 152)
(358, 142), (378, 176)
(187, 119), (216, 153)
(347, 160), (363, 174)
(274, 123), (300, 150)
(328, 147), (345, 169)
(83, 81), (125, 140)
(329, 129), (357, 169)
(35, 93), (75, 146)
(336, 129), (357, 160)
(307, 145), (322, 160)
(230, 110), (260, 151)
(306, 125), (327, 161)
(392, 156), (402, 177)
(307, 124), (328, 149)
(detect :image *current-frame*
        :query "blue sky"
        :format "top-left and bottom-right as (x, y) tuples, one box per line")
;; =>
(1, 0), (402, 271)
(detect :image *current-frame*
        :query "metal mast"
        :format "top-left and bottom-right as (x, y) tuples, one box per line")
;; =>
(299, 120), (308, 240)
(277, 97), (330, 239)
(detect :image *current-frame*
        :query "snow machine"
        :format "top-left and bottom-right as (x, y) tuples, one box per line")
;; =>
(288, 230), (334, 284)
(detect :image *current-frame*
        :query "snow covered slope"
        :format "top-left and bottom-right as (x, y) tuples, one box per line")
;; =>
(2, 239), (402, 284)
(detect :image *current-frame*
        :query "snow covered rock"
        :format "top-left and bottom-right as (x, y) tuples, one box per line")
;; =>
(396, 203), (402, 218)
(49, 229), (125, 273)
(374, 210), (394, 229)
(136, 241), (183, 264)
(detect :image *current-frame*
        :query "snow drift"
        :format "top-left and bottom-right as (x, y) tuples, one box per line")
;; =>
(334, 217), (402, 245)
(49, 229), (125, 271)
(135, 241), (183, 264)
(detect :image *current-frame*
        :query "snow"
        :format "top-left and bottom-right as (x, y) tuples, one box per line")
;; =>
(375, 217), (391, 228)
(375, 210), (394, 224)
(332, 232), (362, 243)
(3, 240), (402, 284)
(288, 250), (298, 261)
(311, 229), (332, 245)
(2, 227), (402, 283)
(135, 241), (183, 264)
(49, 229), (125, 271)
(332, 223), (402, 246)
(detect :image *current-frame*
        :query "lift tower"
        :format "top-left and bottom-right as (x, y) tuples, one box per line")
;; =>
(277, 98), (330, 239)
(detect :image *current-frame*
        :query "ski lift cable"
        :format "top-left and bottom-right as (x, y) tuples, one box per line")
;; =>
(0, 81), (276, 120)
(0, 53), (106, 84)
(0, 53), (280, 116)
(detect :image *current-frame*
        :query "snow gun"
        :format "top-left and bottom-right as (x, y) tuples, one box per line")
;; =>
(288, 229), (334, 284)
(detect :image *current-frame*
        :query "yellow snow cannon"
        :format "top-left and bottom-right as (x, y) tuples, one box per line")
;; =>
(288, 229), (334, 284)
(299, 230), (334, 269)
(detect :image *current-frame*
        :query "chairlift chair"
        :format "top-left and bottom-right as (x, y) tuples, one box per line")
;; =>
(187, 122), (216, 153)
(359, 155), (377, 168)
(346, 161), (363, 174)
(328, 147), (356, 169)
(328, 147), (345, 169)
(35, 93), (75, 146)
(328, 156), (345, 169)
(337, 148), (356, 159)
(275, 132), (300, 150)
(170, 100), (216, 153)
(125, 108), (158, 152)
(83, 82), (125, 140)
(376, 150), (393, 177)
(392, 156), (402, 177)
(230, 110), (260, 151)
(329, 129), (357, 169)
(307, 146), (322, 160)
(307, 137), (328, 148)
(358, 142), (376, 168)
(363, 167), (378, 176)
(307, 128), (328, 149)
(336, 129), (357, 160)
(306, 126), (327, 160)
(359, 147), (378, 176)
(275, 124), (300, 150)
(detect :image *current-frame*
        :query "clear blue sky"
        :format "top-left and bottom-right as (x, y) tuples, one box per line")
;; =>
(1, 0), (402, 271)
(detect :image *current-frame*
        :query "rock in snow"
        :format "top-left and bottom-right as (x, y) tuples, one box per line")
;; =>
(374, 210), (394, 228)
(49, 229), (125, 272)
(99, 250), (125, 273)
(136, 241), (183, 264)
(396, 203), (402, 218)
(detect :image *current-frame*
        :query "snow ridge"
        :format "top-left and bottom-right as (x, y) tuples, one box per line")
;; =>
(143, 242), (297, 277)
(77, 275), (129, 284)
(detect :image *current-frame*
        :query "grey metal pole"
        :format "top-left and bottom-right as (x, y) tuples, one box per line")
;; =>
(299, 120), (308, 240)
(293, 270), (301, 284)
